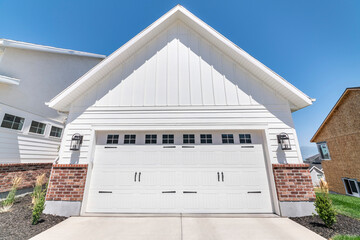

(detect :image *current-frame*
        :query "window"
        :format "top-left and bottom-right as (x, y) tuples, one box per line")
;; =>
(317, 174), (323, 180)
(145, 134), (157, 144)
(50, 126), (63, 138)
(1, 113), (24, 130)
(200, 134), (212, 144)
(107, 134), (119, 144)
(29, 121), (46, 134)
(317, 142), (331, 160)
(124, 134), (136, 144)
(343, 178), (360, 197)
(222, 134), (234, 144)
(183, 134), (195, 144)
(239, 134), (252, 144)
(162, 134), (174, 144)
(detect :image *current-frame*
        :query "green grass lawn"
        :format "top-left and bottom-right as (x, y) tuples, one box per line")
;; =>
(326, 193), (360, 219)
(332, 235), (360, 240)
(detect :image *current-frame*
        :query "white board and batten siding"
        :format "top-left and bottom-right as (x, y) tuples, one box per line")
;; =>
(57, 21), (303, 165)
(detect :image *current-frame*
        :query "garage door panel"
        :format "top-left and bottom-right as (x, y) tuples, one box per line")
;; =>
(90, 169), (136, 189)
(87, 136), (273, 214)
(223, 169), (269, 188)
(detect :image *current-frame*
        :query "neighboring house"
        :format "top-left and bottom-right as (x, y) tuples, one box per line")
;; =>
(311, 87), (360, 197)
(304, 154), (324, 186)
(0, 39), (105, 163)
(44, 5), (316, 217)
(0, 39), (105, 197)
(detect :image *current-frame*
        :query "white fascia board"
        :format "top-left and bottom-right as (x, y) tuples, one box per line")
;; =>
(48, 5), (313, 111)
(48, 6), (180, 111)
(0, 75), (20, 85)
(177, 7), (313, 110)
(0, 39), (105, 59)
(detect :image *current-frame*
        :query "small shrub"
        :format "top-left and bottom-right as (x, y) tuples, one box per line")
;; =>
(1, 176), (23, 211)
(31, 174), (48, 225)
(314, 191), (337, 228)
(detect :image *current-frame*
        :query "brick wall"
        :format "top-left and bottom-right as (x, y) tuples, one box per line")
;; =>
(0, 163), (52, 193)
(273, 164), (316, 202)
(46, 164), (88, 202)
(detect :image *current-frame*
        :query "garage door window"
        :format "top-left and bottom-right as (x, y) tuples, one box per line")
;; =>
(124, 135), (136, 144)
(222, 134), (234, 144)
(107, 134), (119, 144)
(162, 134), (174, 144)
(183, 134), (195, 144)
(200, 134), (212, 144)
(239, 134), (252, 144)
(145, 134), (157, 144)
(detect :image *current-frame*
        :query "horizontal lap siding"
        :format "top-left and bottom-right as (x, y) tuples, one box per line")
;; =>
(59, 106), (301, 164)
(0, 130), (60, 163)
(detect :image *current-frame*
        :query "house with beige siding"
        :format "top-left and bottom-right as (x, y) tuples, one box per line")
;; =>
(311, 87), (360, 197)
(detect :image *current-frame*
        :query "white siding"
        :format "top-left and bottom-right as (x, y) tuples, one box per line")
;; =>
(0, 46), (103, 163)
(73, 21), (286, 109)
(58, 21), (303, 165)
(0, 103), (61, 163)
(59, 105), (301, 164)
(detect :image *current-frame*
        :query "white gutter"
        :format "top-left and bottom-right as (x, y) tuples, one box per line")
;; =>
(0, 39), (105, 59)
(0, 75), (20, 85)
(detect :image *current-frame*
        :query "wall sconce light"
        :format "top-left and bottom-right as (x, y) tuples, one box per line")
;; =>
(70, 133), (83, 151)
(277, 133), (291, 150)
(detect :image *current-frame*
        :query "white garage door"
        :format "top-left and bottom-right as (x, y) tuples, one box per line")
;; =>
(86, 132), (273, 213)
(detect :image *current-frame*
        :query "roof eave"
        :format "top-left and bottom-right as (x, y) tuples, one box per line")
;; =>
(0, 39), (106, 59)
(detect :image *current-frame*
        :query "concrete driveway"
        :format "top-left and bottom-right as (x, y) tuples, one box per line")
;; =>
(31, 216), (325, 240)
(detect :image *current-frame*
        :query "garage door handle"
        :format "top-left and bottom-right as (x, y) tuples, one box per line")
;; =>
(183, 191), (197, 194)
(138, 172), (141, 182)
(134, 172), (137, 182)
(162, 191), (176, 193)
(248, 191), (261, 194)
(221, 172), (224, 182)
(217, 172), (220, 182)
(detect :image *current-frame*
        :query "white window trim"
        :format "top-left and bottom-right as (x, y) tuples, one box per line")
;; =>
(49, 125), (64, 139)
(28, 120), (47, 136)
(342, 178), (360, 197)
(1, 113), (25, 132)
(317, 142), (331, 160)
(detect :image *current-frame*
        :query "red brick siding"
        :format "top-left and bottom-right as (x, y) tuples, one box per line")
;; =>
(46, 164), (88, 201)
(0, 163), (52, 193)
(273, 164), (316, 202)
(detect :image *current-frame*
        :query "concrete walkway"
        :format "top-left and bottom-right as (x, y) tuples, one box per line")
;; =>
(31, 216), (325, 240)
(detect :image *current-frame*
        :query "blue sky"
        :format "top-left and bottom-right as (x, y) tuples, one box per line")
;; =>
(1, 0), (359, 150)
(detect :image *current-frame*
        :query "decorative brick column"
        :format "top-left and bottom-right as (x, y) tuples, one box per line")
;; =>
(44, 164), (88, 217)
(273, 164), (316, 217)
(0, 163), (52, 196)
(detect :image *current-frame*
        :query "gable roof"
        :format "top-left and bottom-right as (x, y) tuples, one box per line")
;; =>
(311, 87), (360, 142)
(0, 39), (105, 59)
(48, 5), (314, 112)
(309, 166), (324, 174)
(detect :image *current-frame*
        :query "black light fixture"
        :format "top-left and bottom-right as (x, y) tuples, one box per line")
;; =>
(70, 133), (83, 151)
(277, 133), (291, 150)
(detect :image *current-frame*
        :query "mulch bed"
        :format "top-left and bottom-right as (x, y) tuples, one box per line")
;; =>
(291, 214), (360, 239)
(0, 195), (67, 240)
